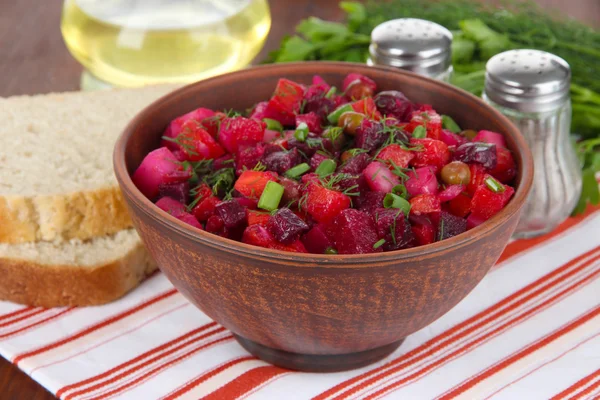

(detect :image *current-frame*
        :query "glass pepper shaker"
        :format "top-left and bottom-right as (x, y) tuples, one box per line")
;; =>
(367, 18), (453, 81)
(483, 49), (582, 238)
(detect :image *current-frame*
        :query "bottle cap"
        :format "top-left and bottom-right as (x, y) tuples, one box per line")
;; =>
(369, 18), (452, 78)
(485, 49), (571, 113)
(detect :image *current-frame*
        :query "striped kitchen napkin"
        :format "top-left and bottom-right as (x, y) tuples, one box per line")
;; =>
(0, 206), (599, 400)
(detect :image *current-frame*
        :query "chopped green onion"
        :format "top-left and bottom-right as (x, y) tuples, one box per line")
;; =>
(294, 122), (309, 141)
(412, 125), (427, 139)
(258, 181), (284, 211)
(325, 247), (338, 254)
(327, 104), (353, 124)
(325, 86), (337, 98)
(392, 184), (408, 198)
(383, 193), (411, 216)
(373, 239), (386, 249)
(441, 115), (461, 133)
(485, 176), (505, 193)
(285, 163), (311, 179)
(315, 159), (337, 177)
(263, 118), (283, 132)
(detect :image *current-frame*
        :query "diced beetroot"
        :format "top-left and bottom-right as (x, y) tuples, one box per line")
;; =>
(312, 75), (331, 92)
(171, 150), (188, 162)
(410, 194), (442, 215)
(296, 112), (323, 134)
(438, 184), (465, 202)
(156, 196), (187, 217)
(336, 173), (369, 199)
(304, 95), (336, 124)
(192, 196), (220, 221)
(263, 129), (281, 143)
(466, 164), (487, 195)
(359, 191), (387, 214)
(218, 117), (265, 153)
(166, 120), (225, 161)
(200, 113), (225, 138)
(467, 213), (487, 230)
(214, 154), (235, 170)
(489, 147), (517, 183)
(267, 208), (310, 244)
(161, 107), (215, 149)
(302, 224), (335, 254)
(351, 98), (382, 120)
(343, 73), (377, 100)
(242, 225), (308, 253)
(363, 161), (400, 192)
(448, 193), (472, 218)
(178, 213), (204, 230)
(235, 144), (266, 176)
(377, 144), (415, 169)
(473, 130), (507, 148)
(301, 172), (320, 186)
(249, 101), (270, 121)
(206, 215), (225, 234)
(470, 178), (515, 221)
(437, 211), (467, 240)
(405, 166), (439, 197)
(303, 183), (351, 223)
(247, 210), (270, 226)
(268, 79), (306, 126)
(158, 181), (190, 204)
(279, 176), (302, 204)
(453, 142), (497, 169)
(410, 138), (451, 173)
(215, 200), (247, 229)
(132, 147), (191, 200)
(373, 90), (416, 122)
(310, 152), (331, 170)
(440, 129), (468, 147)
(262, 148), (302, 175)
(410, 215), (436, 246)
(405, 108), (442, 140)
(332, 209), (381, 254)
(374, 208), (414, 251)
(235, 197), (258, 210)
(338, 152), (371, 174)
(234, 170), (278, 199)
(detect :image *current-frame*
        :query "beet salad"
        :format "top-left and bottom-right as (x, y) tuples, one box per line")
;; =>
(132, 73), (517, 255)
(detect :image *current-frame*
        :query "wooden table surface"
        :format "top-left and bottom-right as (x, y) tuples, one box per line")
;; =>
(0, 0), (598, 398)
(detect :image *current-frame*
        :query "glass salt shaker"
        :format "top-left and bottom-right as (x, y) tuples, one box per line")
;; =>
(483, 50), (582, 238)
(367, 18), (453, 81)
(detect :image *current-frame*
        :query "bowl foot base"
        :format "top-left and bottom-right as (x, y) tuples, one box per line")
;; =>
(233, 334), (404, 372)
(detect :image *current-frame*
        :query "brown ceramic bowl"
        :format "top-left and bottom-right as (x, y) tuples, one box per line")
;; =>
(114, 62), (533, 372)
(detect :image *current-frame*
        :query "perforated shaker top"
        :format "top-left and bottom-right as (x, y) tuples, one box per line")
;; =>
(485, 50), (571, 113)
(369, 18), (452, 77)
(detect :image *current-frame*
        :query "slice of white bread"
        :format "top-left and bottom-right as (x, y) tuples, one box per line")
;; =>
(0, 229), (157, 307)
(0, 86), (177, 244)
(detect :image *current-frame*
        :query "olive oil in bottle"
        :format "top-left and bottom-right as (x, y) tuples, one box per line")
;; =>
(61, 0), (271, 88)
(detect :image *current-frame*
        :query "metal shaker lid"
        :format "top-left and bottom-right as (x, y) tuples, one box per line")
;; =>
(369, 18), (452, 77)
(485, 50), (571, 113)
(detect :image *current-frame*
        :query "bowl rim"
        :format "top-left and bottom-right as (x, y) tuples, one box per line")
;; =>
(114, 61), (534, 267)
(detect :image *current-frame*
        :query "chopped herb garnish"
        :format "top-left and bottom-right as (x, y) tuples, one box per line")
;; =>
(295, 122), (309, 141)
(285, 163), (311, 179)
(442, 115), (461, 133)
(373, 239), (386, 249)
(263, 118), (283, 132)
(383, 193), (411, 216)
(315, 159), (337, 177)
(258, 181), (284, 211)
(485, 176), (505, 193)
(392, 184), (408, 198)
(325, 247), (338, 254)
(325, 86), (337, 98)
(327, 103), (353, 124)
(412, 126), (427, 139)
(161, 135), (199, 156)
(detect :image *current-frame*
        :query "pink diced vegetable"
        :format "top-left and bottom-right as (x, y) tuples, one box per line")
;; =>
(132, 147), (191, 200)
(440, 129), (468, 147)
(438, 184), (465, 202)
(161, 107), (215, 149)
(363, 161), (400, 192)
(405, 167), (439, 197)
(473, 130), (507, 148)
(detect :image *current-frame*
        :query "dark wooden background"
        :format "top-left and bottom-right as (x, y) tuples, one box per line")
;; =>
(0, 0), (598, 398)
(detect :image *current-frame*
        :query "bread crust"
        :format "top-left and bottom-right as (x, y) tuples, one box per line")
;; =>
(0, 241), (157, 307)
(0, 186), (132, 244)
